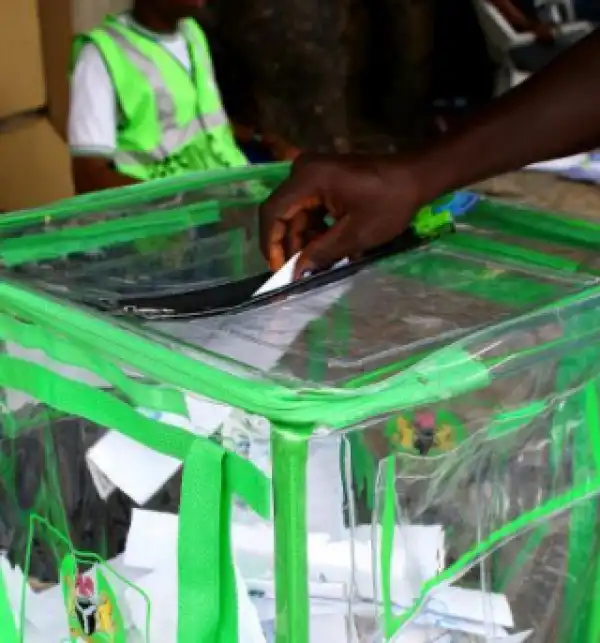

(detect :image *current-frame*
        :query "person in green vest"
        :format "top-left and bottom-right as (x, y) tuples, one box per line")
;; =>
(67, 0), (267, 194)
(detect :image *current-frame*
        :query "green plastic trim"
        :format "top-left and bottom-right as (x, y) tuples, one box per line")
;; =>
(385, 248), (565, 308)
(0, 201), (221, 267)
(4, 276), (600, 434)
(440, 232), (583, 273)
(587, 517), (600, 642)
(0, 353), (270, 642)
(0, 311), (188, 416)
(0, 567), (18, 643)
(582, 383), (600, 642)
(0, 162), (290, 232)
(0, 280), (495, 431)
(272, 428), (310, 643)
(562, 380), (600, 642)
(381, 397), (600, 638)
(382, 457), (397, 639)
(4, 270), (600, 441)
(466, 199), (600, 250)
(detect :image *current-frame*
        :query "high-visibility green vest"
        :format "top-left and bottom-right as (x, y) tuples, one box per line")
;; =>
(72, 15), (248, 181)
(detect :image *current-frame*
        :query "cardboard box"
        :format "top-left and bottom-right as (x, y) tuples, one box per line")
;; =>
(0, 117), (74, 212)
(38, 0), (74, 138)
(0, 0), (46, 121)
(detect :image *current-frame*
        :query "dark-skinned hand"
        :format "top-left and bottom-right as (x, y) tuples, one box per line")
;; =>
(259, 154), (424, 279)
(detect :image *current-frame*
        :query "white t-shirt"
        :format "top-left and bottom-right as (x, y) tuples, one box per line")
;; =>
(68, 14), (196, 158)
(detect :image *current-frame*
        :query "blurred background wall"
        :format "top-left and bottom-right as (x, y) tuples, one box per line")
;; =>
(73, 0), (132, 32)
(72, 0), (495, 153)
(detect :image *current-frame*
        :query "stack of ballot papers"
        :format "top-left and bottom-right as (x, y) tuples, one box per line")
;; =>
(4, 508), (533, 642)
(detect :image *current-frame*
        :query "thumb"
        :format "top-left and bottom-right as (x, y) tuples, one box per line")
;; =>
(294, 216), (357, 280)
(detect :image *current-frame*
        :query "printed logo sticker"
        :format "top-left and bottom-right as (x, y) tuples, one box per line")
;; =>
(60, 555), (126, 642)
(386, 409), (466, 456)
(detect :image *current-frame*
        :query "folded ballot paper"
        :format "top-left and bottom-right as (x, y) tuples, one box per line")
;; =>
(121, 510), (524, 642)
(86, 252), (350, 506)
(527, 151), (600, 185)
(2, 506), (531, 642)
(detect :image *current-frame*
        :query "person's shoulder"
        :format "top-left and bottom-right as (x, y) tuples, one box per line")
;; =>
(77, 41), (105, 63)
(73, 41), (110, 77)
(181, 18), (210, 46)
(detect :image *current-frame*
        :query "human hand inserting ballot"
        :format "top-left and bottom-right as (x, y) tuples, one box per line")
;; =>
(261, 29), (600, 280)
(258, 154), (424, 279)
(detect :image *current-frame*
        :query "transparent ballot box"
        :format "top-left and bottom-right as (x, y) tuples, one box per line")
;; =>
(0, 163), (599, 642)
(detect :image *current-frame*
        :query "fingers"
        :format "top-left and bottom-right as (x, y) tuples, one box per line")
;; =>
(259, 165), (324, 271)
(266, 219), (288, 272)
(294, 216), (359, 279)
(287, 208), (329, 258)
(287, 211), (311, 259)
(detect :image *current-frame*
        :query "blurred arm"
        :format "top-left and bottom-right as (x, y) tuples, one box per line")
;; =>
(410, 28), (600, 204)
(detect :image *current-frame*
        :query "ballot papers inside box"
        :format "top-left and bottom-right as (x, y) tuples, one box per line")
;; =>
(0, 163), (599, 642)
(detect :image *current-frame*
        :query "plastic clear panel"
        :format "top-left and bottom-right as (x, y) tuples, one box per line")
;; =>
(464, 198), (600, 253)
(454, 223), (599, 271)
(290, 434), (366, 642)
(0, 167), (289, 304)
(0, 319), (275, 642)
(354, 288), (600, 642)
(9, 209), (265, 303)
(2, 175), (600, 643)
(0, 173), (595, 390)
(372, 399), (600, 642)
(0, 398), (157, 641)
(147, 245), (596, 387)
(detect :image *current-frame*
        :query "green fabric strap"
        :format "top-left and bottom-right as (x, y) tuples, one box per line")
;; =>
(179, 438), (270, 643)
(0, 354), (271, 640)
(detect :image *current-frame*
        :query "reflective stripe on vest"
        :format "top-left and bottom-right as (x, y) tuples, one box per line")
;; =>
(102, 24), (229, 166)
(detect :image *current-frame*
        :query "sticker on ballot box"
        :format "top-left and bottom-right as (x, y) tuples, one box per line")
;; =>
(386, 409), (466, 456)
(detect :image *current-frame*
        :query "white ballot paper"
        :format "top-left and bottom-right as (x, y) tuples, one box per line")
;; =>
(86, 252), (351, 505)
(254, 252), (349, 296)
(120, 511), (520, 642)
(527, 152), (600, 184)
(8, 507), (526, 643)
